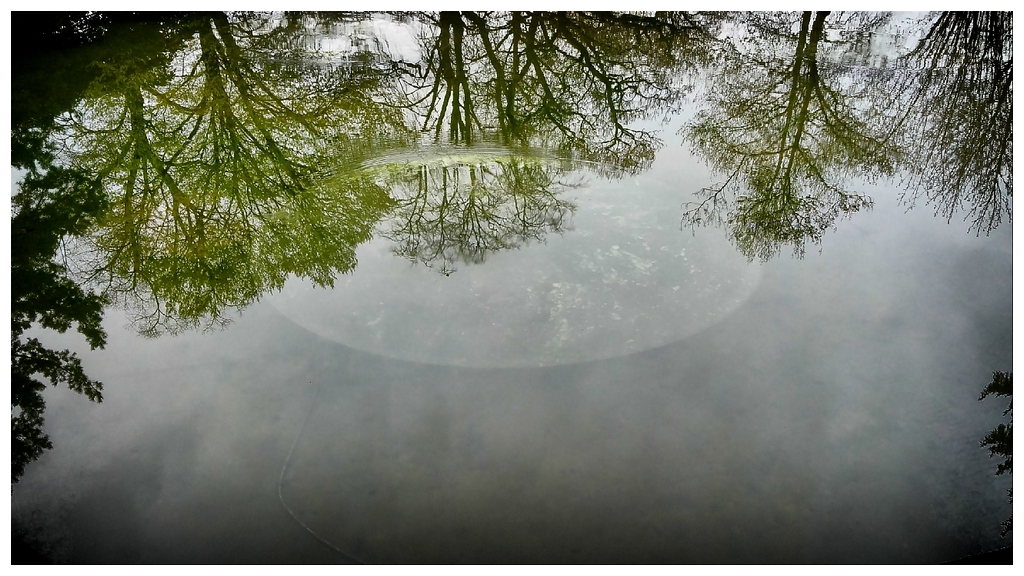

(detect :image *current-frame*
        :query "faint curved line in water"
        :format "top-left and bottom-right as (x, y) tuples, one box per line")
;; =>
(278, 380), (368, 564)
(268, 271), (764, 369)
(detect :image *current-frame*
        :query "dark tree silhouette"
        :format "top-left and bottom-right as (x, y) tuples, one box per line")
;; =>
(979, 371), (1012, 537)
(11, 166), (108, 483)
(8, 11), (190, 484)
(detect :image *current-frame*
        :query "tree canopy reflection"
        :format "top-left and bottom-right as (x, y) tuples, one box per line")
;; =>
(680, 11), (897, 260)
(411, 11), (719, 175)
(57, 12), (410, 334)
(978, 371), (1013, 537)
(373, 10), (719, 272)
(44, 11), (722, 331)
(9, 12), (198, 483)
(369, 151), (579, 275)
(889, 11), (1012, 234)
(680, 11), (1012, 260)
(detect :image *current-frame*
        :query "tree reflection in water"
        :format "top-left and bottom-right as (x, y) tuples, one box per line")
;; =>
(56, 12), (410, 335)
(371, 152), (579, 276)
(681, 11), (897, 260)
(680, 10), (1012, 260)
(411, 11), (718, 174)
(890, 11), (1013, 234)
(374, 11), (719, 273)
(10, 13), (195, 483)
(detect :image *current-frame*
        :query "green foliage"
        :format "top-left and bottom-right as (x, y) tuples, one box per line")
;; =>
(979, 371), (1013, 473)
(44, 11), (729, 326)
(11, 165), (109, 484)
(55, 12), (412, 335)
(978, 371), (1012, 536)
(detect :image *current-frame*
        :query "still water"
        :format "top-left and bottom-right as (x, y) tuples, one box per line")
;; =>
(10, 12), (1012, 563)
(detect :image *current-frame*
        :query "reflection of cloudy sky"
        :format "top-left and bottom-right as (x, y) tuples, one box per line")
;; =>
(11, 167), (26, 197)
(307, 14), (425, 66)
(718, 12), (933, 63)
(12, 139), (1012, 562)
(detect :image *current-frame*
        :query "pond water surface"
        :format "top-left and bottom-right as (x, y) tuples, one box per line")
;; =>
(10, 11), (1013, 564)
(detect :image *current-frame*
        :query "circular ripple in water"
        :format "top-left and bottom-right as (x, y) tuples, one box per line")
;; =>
(268, 149), (761, 367)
